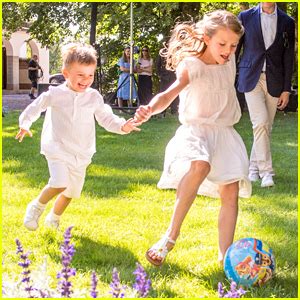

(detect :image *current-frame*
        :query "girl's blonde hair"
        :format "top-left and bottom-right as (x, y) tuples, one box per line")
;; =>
(62, 43), (97, 69)
(162, 10), (244, 71)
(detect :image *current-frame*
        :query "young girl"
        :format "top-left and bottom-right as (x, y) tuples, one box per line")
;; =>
(137, 46), (153, 105)
(135, 10), (252, 267)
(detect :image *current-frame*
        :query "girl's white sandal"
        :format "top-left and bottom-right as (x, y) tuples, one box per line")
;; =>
(145, 236), (176, 266)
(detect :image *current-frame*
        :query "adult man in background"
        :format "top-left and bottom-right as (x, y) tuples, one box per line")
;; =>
(236, 2), (295, 187)
(28, 54), (41, 99)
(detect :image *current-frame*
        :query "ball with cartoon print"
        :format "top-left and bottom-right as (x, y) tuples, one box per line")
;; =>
(223, 238), (275, 287)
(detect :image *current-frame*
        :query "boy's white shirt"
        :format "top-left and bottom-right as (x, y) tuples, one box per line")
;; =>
(19, 82), (127, 160)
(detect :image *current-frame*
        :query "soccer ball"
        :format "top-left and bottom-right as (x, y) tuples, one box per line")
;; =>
(224, 238), (275, 287)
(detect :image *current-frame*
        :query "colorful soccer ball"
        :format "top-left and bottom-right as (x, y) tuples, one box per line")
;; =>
(224, 238), (275, 287)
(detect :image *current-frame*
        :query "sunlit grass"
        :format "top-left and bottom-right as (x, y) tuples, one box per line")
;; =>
(2, 111), (297, 297)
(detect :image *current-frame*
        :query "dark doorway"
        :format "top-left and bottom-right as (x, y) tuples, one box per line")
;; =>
(2, 47), (7, 89)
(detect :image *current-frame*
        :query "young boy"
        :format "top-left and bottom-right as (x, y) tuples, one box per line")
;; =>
(16, 43), (140, 230)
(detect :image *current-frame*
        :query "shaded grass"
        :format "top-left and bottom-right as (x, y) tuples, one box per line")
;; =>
(2, 110), (297, 297)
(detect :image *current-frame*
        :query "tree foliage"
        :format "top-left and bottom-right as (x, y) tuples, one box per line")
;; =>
(2, 2), (298, 92)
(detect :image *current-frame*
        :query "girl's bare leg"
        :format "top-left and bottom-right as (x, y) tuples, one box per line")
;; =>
(148, 160), (210, 262)
(218, 181), (239, 264)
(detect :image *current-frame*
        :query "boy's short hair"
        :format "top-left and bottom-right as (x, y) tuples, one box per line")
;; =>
(62, 43), (97, 69)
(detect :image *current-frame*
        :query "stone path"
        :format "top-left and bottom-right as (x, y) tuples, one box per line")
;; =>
(2, 93), (34, 112)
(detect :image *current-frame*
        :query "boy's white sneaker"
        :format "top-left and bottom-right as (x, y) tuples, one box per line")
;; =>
(24, 201), (45, 231)
(261, 175), (275, 188)
(45, 213), (60, 229)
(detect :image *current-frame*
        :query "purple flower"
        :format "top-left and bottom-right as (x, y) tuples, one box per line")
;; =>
(133, 263), (151, 297)
(90, 271), (98, 298)
(57, 226), (76, 298)
(16, 238), (24, 254)
(38, 290), (50, 298)
(218, 282), (225, 298)
(109, 268), (126, 298)
(238, 288), (247, 297)
(218, 281), (246, 298)
(15, 239), (34, 297)
(230, 281), (237, 292)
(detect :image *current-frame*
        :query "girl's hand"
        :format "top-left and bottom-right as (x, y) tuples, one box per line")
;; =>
(134, 105), (152, 123)
(121, 118), (141, 133)
(15, 128), (33, 142)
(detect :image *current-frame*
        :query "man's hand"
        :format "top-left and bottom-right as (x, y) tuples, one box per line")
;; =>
(121, 118), (142, 133)
(277, 91), (290, 110)
(134, 105), (152, 123)
(15, 128), (33, 142)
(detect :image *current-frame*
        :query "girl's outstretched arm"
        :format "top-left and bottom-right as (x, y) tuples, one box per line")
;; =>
(135, 65), (189, 123)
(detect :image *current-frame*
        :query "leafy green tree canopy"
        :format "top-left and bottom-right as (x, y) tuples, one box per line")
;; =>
(3, 2), (297, 92)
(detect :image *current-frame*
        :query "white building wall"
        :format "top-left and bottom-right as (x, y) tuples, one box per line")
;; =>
(6, 56), (19, 90)
(3, 29), (49, 91)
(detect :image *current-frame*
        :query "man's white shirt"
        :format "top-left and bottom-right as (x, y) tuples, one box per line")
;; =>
(260, 4), (278, 71)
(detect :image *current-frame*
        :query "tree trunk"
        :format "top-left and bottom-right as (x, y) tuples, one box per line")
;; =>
(277, 2), (287, 12)
(90, 3), (98, 46)
(239, 3), (250, 11)
(90, 3), (99, 90)
(178, 2), (200, 21)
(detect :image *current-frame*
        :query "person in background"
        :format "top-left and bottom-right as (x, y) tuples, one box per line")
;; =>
(236, 2), (295, 188)
(137, 46), (153, 105)
(117, 46), (137, 107)
(28, 54), (42, 99)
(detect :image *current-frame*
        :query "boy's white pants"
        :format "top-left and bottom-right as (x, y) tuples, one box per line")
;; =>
(244, 73), (278, 177)
(46, 154), (91, 199)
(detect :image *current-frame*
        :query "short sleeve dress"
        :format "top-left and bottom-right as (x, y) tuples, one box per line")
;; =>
(117, 58), (137, 100)
(157, 55), (252, 198)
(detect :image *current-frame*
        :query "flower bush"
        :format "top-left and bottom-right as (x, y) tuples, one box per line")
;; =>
(218, 281), (247, 298)
(2, 226), (151, 298)
(57, 226), (76, 297)
(3, 226), (243, 298)
(109, 268), (127, 298)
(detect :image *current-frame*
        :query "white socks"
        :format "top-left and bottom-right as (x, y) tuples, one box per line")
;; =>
(47, 209), (61, 221)
(32, 199), (61, 223)
(33, 198), (47, 210)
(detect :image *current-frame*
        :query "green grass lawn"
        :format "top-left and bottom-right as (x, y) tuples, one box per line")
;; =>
(2, 110), (298, 298)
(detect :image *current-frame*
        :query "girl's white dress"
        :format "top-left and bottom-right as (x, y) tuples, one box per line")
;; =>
(157, 55), (252, 198)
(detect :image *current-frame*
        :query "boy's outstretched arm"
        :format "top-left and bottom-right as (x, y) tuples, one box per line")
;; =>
(16, 91), (50, 142)
(15, 128), (33, 142)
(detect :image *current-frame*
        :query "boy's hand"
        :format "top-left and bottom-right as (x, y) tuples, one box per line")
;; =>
(15, 128), (33, 142)
(134, 105), (152, 123)
(121, 118), (142, 133)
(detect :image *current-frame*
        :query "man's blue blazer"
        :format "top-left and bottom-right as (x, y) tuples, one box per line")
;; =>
(236, 5), (295, 97)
